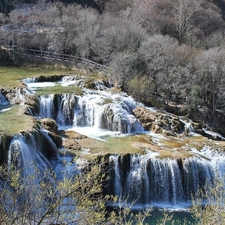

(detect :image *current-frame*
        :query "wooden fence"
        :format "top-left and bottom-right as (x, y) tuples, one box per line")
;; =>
(15, 48), (108, 72)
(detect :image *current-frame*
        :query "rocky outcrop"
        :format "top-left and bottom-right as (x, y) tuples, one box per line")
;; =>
(133, 106), (185, 136)
(133, 106), (225, 140)
(40, 118), (62, 148)
(24, 96), (40, 115)
(4, 87), (31, 104)
(40, 118), (59, 134)
(36, 74), (64, 82)
(59, 130), (87, 151)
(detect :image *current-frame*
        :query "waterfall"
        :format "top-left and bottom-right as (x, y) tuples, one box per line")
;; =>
(95, 80), (107, 90)
(108, 153), (223, 206)
(184, 122), (195, 134)
(8, 133), (54, 179)
(22, 77), (37, 83)
(73, 94), (102, 127)
(38, 91), (144, 134)
(56, 94), (76, 125)
(4, 132), (61, 222)
(39, 94), (55, 118)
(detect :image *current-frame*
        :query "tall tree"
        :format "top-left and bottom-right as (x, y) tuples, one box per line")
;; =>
(194, 48), (225, 126)
(173, 0), (202, 44)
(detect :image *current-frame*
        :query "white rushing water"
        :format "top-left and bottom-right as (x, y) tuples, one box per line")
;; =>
(39, 94), (55, 118)
(23, 77), (56, 93)
(8, 133), (53, 179)
(38, 90), (144, 137)
(0, 92), (12, 115)
(108, 149), (225, 209)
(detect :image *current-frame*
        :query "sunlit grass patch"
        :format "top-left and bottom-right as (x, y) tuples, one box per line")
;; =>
(74, 135), (148, 156)
(0, 104), (34, 134)
(35, 84), (83, 95)
(0, 66), (72, 89)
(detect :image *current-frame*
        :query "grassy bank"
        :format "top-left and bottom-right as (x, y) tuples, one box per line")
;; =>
(0, 105), (34, 134)
(0, 65), (72, 134)
(0, 66), (72, 89)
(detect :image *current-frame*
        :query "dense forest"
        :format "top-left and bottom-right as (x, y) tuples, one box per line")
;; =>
(1, 0), (225, 134)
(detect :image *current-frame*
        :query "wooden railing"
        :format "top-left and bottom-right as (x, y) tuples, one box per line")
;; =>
(16, 48), (108, 72)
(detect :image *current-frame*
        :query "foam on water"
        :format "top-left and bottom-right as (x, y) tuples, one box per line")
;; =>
(26, 82), (56, 90)
(0, 108), (12, 113)
(68, 126), (125, 140)
(203, 128), (225, 140)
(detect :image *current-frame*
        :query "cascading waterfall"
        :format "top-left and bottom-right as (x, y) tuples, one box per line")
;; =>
(18, 77), (225, 213)
(72, 94), (99, 127)
(8, 133), (54, 179)
(38, 91), (144, 134)
(13, 88), (31, 104)
(56, 94), (76, 125)
(39, 94), (55, 118)
(108, 152), (223, 206)
(4, 132), (69, 222)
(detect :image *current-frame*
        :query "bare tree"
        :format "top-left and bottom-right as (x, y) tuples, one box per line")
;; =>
(172, 0), (202, 44)
(194, 48), (225, 125)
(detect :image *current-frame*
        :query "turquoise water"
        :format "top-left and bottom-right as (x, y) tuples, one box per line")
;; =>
(143, 209), (196, 225)
(107, 206), (196, 224)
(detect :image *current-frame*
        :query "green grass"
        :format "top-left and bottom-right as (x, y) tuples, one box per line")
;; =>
(0, 105), (34, 134)
(0, 65), (75, 134)
(0, 65), (107, 135)
(35, 84), (83, 95)
(75, 134), (150, 156)
(101, 98), (113, 105)
(0, 66), (72, 89)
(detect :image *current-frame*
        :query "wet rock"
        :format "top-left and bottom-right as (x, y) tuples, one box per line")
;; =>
(0, 134), (12, 165)
(133, 107), (156, 130)
(25, 96), (40, 115)
(192, 122), (202, 130)
(48, 131), (62, 148)
(40, 118), (58, 134)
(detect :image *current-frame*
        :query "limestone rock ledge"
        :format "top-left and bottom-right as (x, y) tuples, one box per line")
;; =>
(133, 106), (185, 137)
